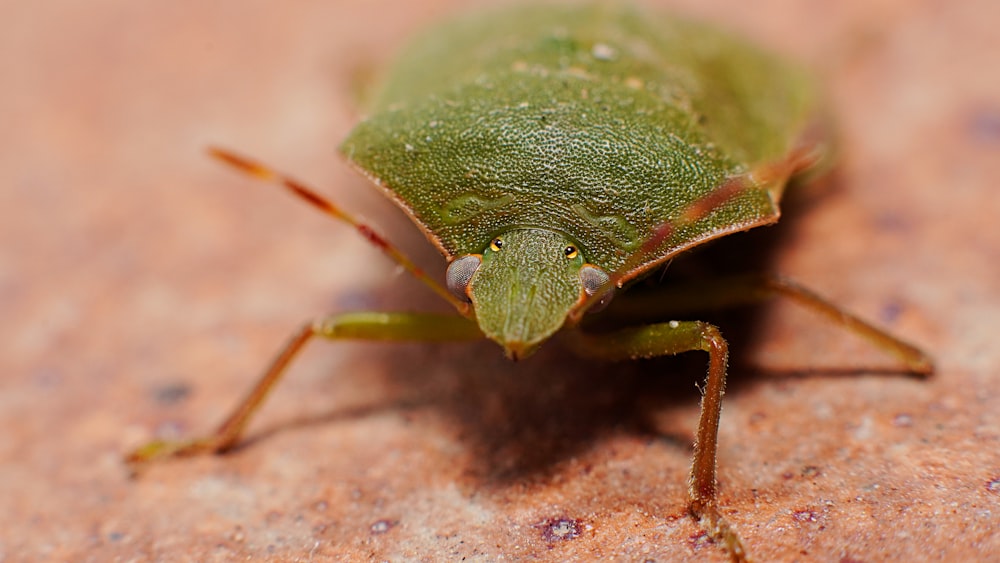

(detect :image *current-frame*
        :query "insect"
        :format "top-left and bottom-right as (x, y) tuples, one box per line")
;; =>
(128, 4), (933, 561)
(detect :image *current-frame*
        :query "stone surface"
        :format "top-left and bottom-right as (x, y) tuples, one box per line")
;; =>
(1, 1), (997, 561)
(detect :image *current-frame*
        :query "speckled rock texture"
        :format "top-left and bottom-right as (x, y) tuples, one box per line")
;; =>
(2, 1), (997, 561)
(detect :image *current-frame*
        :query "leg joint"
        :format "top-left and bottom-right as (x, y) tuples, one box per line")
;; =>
(696, 322), (728, 357)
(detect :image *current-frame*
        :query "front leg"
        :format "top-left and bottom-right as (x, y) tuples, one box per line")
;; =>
(126, 312), (482, 468)
(566, 321), (748, 563)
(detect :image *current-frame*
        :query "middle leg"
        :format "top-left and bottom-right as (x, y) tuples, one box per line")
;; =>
(566, 320), (747, 562)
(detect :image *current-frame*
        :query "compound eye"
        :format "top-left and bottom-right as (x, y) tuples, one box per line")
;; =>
(445, 255), (482, 303)
(489, 238), (504, 252)
(564, 245), (578, 259)
(579, 264), (614, 313)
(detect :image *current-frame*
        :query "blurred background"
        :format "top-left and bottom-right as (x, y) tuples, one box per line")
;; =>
(2, 0), (997, 560)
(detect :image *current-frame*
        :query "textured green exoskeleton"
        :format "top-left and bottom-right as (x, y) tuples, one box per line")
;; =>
(342, 4), (816, 356)
(128, 5), (933, 562)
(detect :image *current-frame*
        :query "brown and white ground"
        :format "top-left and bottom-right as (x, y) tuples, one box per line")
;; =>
(2, 0), (997, 561)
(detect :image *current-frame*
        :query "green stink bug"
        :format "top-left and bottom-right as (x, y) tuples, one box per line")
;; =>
(128, 4), (933, 561)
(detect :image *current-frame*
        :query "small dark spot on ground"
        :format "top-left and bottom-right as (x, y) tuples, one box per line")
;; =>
(537, 517), (582, 542)
(792, 509), (819, 523)
(801, 465), (821, 478)
(688, 530), (712, 550)
(371, 519), (395, 534)
(987, 477), (1000, 494)
(969, 109), (1000, 144)
(151, 382), (191, 405)
(880, 301), (903, 324)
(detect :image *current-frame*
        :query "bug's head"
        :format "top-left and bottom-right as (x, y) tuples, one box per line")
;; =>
(446, 228), (613, 360)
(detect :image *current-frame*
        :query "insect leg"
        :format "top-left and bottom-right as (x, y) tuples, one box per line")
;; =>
(566, 321), (748, 563)
(208, 147), (470, 314)
(126, 312), (482, 469)
(602, 273), (933, 375)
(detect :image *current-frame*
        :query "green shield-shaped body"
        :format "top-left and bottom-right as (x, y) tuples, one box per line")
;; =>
(341, 4), (819, 353)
